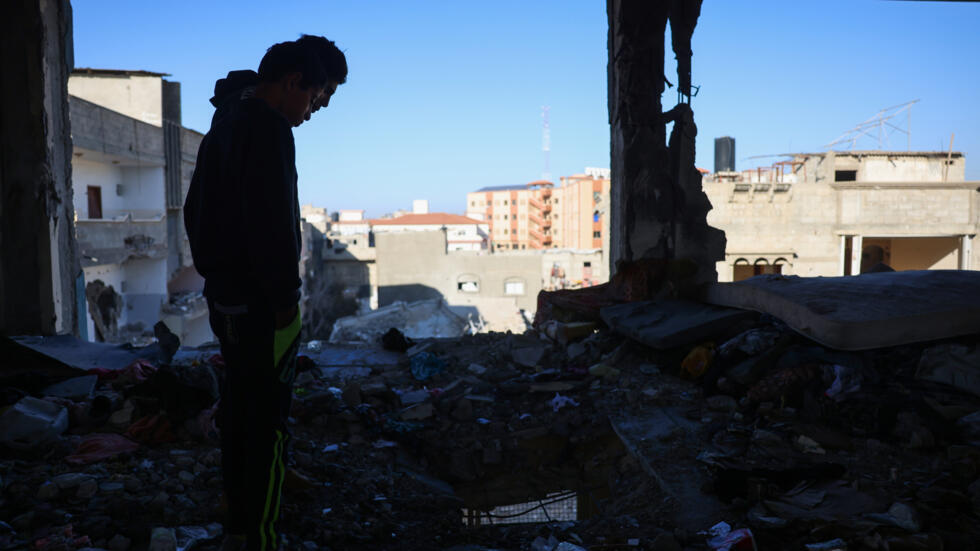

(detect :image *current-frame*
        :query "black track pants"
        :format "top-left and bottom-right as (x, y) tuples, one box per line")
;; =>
(209, 300), (300, 551)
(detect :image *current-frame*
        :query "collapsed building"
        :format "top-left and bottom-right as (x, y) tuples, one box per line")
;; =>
(2, 1), (980, 551)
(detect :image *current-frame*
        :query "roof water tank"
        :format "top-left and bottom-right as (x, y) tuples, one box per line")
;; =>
(715, 137), (735, 173)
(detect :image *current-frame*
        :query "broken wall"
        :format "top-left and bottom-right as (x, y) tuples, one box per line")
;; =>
(0, 0), (78, 335)
(606, 0), (725, 285)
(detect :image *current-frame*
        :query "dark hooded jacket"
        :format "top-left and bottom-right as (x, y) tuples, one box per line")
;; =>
(209, 69), (260, 127)
(184, 73), (301, 313)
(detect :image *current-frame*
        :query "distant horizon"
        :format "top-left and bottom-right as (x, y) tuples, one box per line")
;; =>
(72, 1), (980, 218)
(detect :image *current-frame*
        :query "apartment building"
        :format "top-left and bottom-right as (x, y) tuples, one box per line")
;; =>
(371, 213), (489, 251)
(69, 68), (211, 345)
(465, 168), (611, 251)
(703, 150), (980, 282)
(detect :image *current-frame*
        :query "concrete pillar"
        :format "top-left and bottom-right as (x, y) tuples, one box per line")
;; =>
(851, 235), (863, 275)
(961, 235), (973, 270)
(606, 0), (724, 285)
(0, 0), (79, 335)
(839, 235), (847, 276)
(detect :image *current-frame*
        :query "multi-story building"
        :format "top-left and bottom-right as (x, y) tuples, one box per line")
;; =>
(703, 150), (980, 282)
(69, 68), (211, 345)
(555, 167), (611, 250)
(466, 168), (611, 251)
(466, 180), (556, 250)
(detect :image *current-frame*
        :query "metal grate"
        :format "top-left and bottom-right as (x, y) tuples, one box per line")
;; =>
(462, 491), (577, 526)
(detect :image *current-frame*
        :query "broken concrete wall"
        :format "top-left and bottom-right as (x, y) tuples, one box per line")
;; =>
(0, 0), (79, 335)
(606, 0), (724, 286)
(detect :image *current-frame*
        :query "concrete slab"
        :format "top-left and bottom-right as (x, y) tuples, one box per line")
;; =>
(701, 270), (980, 351)
(600, 299), (755, 350)
(6, 334), (166, 371)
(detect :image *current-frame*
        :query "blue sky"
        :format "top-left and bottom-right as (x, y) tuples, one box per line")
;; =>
(73, 1), (979, 217)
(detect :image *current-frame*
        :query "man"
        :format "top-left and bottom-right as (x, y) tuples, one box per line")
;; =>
(184, 37), (346, 551)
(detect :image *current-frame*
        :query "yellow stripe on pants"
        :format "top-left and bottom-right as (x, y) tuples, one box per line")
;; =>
(260, 430), (285, 550)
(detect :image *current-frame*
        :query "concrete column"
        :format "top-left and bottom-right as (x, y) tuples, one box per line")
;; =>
(607, 0), (724, 285)
(851, 235), (863, 275)
(0, 0), (79, 335)
(839, 235), (848, 276)
(961, 235), (973, 270)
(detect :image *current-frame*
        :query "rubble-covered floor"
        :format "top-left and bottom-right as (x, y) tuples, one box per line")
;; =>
(2, 311), (980, 550)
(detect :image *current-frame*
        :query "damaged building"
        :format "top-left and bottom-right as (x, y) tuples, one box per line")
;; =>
(69, 69), (211, 345)
(704, 149), (980, 281)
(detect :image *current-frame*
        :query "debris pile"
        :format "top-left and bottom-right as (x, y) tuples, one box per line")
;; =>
(1, 270), (979, 550)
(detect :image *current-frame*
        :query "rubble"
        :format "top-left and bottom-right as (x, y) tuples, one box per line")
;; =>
(1, 275), (979, 550)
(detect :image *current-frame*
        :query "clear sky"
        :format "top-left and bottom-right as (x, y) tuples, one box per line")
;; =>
(72, 1), (979, 218)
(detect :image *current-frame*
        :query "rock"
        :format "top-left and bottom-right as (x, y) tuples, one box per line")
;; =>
(53, 472), (92, 489)
(512, 346), (546, 368)
(76, 478), (98, 498)
(360, 381), (388, 397)
(467, 363), (487, 375)
(402, 403), (434, 421)
(148, 527), (177, 551)
(108, 400), (136, 429)
(0, 396), (69, 449)
(566, 342), (588, 361)
(178, 471), (195, 483)
(706, 395), (737, 412)
(149, 491), (170, 510)
(100, 482), (125, 494)
(37, 481), (59, 500)
(398, 389), (429, 406)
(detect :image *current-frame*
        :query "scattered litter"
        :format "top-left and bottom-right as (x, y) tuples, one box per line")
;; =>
(550, 393), (580, 412)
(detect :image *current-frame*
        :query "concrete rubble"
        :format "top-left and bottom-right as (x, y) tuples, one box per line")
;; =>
(1, 272), (979, 550)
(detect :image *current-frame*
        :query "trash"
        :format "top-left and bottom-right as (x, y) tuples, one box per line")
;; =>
(551, 393), (580, 412)
(409, 352), (446, 381)
(148, 527), (177, 551)
(682, 344), (715, 378)
(306, 340), (323, 353)
(705, 521), (756, 551)
(66, 433), (139, 464)
(0, 396), (69, 449)
(41, 374), (98, 400)
(125, 414), (177, 444)
(824, 364), (864, 401)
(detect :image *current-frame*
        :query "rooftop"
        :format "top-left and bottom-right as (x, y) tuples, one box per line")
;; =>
(72, 67), (170, 78)
(370, 213), (484, 226)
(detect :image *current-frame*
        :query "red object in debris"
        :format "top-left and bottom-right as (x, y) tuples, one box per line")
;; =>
(66, 433), (139, 464)
(125, 414), (177, 444)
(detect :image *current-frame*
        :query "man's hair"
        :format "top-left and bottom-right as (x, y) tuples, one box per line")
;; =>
(296, 34), (348, 85)
(258, 41), (329, 89)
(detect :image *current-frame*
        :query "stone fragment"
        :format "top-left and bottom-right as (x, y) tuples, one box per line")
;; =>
(341, 383), (362, 408)
(99, 482), (125, 494)
(360, 381), (388, 396)
(401, 403), (434, 421)
(511, 346), (546, 368)
(53, 472), (91, 489)
(178, 471), (195, 483)
(398, 389), (429, 406)
(467, 363), (487, 375)
(148, 527), (177, 551)
(651, 533), (682, 551)
(108, 534), (132, 551)
(76, 478), (98, 498)
(451, 398), (473, 421)
(42, 375), (99, 400)
(706, 395), (737, 412)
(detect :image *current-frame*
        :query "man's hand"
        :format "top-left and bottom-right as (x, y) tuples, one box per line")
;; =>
(274, 303), (298, 330)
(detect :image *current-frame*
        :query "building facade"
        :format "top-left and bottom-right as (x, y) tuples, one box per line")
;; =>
(371, 213), (489, 252)
(703, 151), (979, 282)
(466, 168), (611, 252)
(69, 69), (211, 345)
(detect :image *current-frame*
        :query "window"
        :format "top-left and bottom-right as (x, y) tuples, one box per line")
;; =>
(584, 262), (591, 267)
(504, 278), (526, 296)
(593, 231), (601, 238)
(554, 199), (559, 204)
(458, 274), (480, 293)
(835, 170), (857, 182)
(504, 229), (508, 234)
(503, 200), (508, 206)
(470, 201), (475, 207)
(593, 211), (600, 222)
(503, 214), (508, 220)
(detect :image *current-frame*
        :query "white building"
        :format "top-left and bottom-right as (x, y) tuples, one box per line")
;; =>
(70, 68), (212, 346)
(370, 213), (490, 252)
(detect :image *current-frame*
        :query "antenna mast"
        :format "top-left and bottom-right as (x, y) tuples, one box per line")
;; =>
(541, 105), (551, 181)
(824, 100), (919, 151)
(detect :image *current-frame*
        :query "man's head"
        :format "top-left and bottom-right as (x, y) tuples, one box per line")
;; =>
(256, 37), (346, 126)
